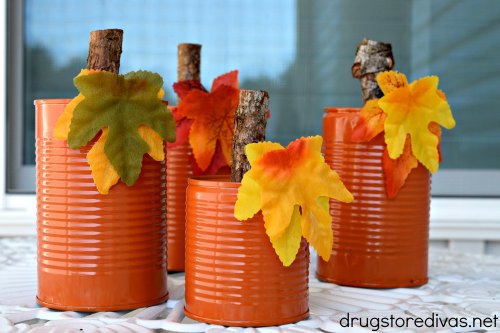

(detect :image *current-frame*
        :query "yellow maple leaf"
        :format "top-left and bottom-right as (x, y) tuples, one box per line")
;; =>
(84, 126), (163, 195)
(377, 71), (408, 95)
(87, 128), (120, 194)
(54, 94), (85, 140)
(234, 136), (353, 266)
(137, 125), (165, 161)
(300, 196), (333, 261)
(54, 69), (99, 140)
(378, 75), (455, 173)
(270, 205), (302, 266)
(352, 72), (408, 143)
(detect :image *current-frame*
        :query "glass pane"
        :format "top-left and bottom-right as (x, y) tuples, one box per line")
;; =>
(15, 0), (500, 192)
(411, 0), (500, 170)
(22, 0), (297, 165)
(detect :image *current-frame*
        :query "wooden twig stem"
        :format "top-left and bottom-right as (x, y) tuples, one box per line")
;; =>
(230, 90), (269, 183)
(177, 43), (201, 81)
(86, 29), (123, 73)
(352, 38), (394, 104)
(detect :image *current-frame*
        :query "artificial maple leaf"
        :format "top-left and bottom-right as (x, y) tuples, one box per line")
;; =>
(211, 70), (238, 91)
(190, 141), (231, 176)
(429, 122), (442, 163)
(172, 71), (238, 174)
(352, 71), (408, 143)
(87, 128), (120, 194)
(376, 71), (408, 95)
(85, 125), (164, 194)
(54, 69), (101, 140)
(137, 125), (165, 161)
(382, 136), (419, 199)
(173, 80), (207, 100)
(54, 70), (170, 194)
(270, 205), (302, 267)
(234, 136), (353, 265)
(166, 107), (193, 149)
(379, 75), (455, 173)
(375, 71), (419, 198)
(171, 77), (206, 149)
(170, 80), (205, 149)
(352, 99), (387, 142)
(177, 80), (239, 171)
(433, 89), (448, 164)
(300, 196), (333, 261)
(54, 94), (85, 140)
(67, 70), (176, 186)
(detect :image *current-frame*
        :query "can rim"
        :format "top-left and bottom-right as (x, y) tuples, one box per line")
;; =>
(188, 175), (239, 188)
(34, 98), (171, 106)
(34, 98), (73, 106)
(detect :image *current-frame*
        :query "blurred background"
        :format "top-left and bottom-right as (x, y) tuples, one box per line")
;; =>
(6, 0), (500, 198)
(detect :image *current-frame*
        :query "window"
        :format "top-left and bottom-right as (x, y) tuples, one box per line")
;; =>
(6, 0), (500, 196)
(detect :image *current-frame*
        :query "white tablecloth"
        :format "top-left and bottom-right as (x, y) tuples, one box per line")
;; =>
(1, 237), (499, 333)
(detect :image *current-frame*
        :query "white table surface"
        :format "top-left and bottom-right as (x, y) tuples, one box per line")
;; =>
(1, 237), (500, 333)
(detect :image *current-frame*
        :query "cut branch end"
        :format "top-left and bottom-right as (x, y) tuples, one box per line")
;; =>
(86, 29), (123, 73)
(230, 89), (269, 183)
(352, 38), (394, 104)
(177, 43), (202, 81)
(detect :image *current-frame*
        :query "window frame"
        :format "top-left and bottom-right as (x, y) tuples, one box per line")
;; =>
(0, 0), (37, 235)
(0, 0), (499, 238)
(7, 0), (34, 193)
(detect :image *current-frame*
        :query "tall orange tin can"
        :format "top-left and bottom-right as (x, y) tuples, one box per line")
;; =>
(317, 107), (430, 288)
(185, 176), (309, 327)
(35, 99), (168, 311)
(165, 141), (192, 272)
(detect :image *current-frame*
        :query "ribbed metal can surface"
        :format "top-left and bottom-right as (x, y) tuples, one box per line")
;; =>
(317, 107), (430, 288)
(185, 176), (309, 327)
(35, 99), (168, 311)
(165, 142), (192, 272)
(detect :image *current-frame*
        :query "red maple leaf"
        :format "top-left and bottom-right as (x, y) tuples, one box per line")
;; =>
(174, 71), (239, 173)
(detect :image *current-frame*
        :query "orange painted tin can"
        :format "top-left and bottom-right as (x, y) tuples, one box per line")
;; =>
(165, 142), (192, 272)
(35, 99), (168, 311)
(317, 107), (430, 288)
(185, 176), (309, 326)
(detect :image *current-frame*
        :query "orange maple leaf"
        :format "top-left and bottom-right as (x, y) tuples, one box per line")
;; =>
(176, 71), (239, 171)
(352, 99), (387, 142)
(429, 122), (442, 163)
(382, 137), (419, 198)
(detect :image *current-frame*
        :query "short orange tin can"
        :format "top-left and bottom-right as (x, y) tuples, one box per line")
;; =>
(185, 176), (309, 326)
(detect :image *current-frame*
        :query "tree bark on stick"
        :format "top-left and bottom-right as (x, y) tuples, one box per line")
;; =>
(352, 38), (394, 104)
(230, 90), (269, 183)
(177, 43), (201, 81)
(87, 29), (123, 73)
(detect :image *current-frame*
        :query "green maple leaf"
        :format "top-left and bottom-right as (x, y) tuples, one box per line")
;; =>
(68, 70), (176, 186)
